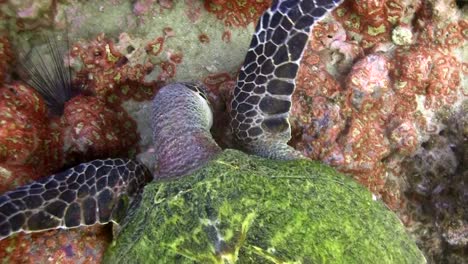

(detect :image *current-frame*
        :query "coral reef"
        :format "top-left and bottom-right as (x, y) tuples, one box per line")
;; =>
(0, 0), (254, 261)
(59, 95), (140, 164)
(0, 0), (465, 262)
(70, 33), (160, 107)
(204, 0), (271, 27)
(404, 105), (467, 263)
(0, 83), (62, 193)
(287, 0), (466, 212)
(0, 35), (12, 85)
(286, 0), (467, 261)
(0, 226), (110, 263)
(0, 83), (141, 192)
(0, 0), (56, 30)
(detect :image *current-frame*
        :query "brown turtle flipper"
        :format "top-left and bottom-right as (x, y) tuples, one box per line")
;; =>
(230, 0), (344, 159)
(0, 158), (151, 240)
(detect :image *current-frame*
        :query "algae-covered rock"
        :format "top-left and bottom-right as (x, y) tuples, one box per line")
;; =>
(104, 150), (425, 264)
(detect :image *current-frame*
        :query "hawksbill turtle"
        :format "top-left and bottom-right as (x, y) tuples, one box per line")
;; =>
(0, 0), (426, 263)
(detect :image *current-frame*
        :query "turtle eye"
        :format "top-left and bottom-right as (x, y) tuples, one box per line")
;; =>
(197, 89), (208, 101)
(183, 82), (209, 102)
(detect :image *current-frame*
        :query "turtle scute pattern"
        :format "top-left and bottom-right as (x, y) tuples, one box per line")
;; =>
(0, 158), (151, 240)
(230, 0), (343, 159)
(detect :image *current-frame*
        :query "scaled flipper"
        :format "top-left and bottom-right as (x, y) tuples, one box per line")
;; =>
(0, 158), (151, 240)
(230, 0), (343, 159)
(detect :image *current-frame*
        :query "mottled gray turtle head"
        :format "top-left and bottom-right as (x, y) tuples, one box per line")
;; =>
(151, 82), (221, 179)
(230, 0), (343, 160)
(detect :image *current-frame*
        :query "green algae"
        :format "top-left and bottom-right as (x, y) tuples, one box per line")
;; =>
(104, 149), (425, 264)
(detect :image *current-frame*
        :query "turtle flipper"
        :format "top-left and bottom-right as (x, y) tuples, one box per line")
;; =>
(0, 158), (151, 240)
(230, 0), (343, 159)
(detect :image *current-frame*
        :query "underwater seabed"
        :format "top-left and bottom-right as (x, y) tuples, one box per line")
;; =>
(0, 0), (467, 263)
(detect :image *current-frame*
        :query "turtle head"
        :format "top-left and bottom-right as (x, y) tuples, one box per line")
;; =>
(151, 83), (221, 179)
(181, 82), (214, 129)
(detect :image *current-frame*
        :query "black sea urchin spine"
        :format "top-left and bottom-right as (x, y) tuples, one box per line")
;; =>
(17, 27), (75, 115)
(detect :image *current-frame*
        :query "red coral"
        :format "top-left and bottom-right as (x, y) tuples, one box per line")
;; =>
(393, 46), (433, 96)
(309, 20), (364, 76)
(185, 0), (203, 23)
(334, 0), (422, 50)
(222, 30), (231, 43)
(425, 55), (461, 109)
(60, 95), (139, 164)
(292, 96), (345, 160)
(145, 37), (164, 56)
(296, 51), (342, 98)
(340, 118), (390, 193)
(203, 72), (233, 91)
(292, 52), (405, 206)
(0, 165), (36, 194)
(0, 35), (13, 85)
(157, 61), (176, 81)
(346, 53), (392, 112)
(393, 45), (461, 110)
(352, 0), (386, 17)
(309, 21), (347, 51)
(0, 83), (62, 192)
(72, 34), (159, 107)
(198, 33), (210, 44)
(204, 0), (271, 27)
(169, 53), (183, 64)
(203, 72), (236, 148)
(389, 121), (419, 155)
(291, 43), (345, 160)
